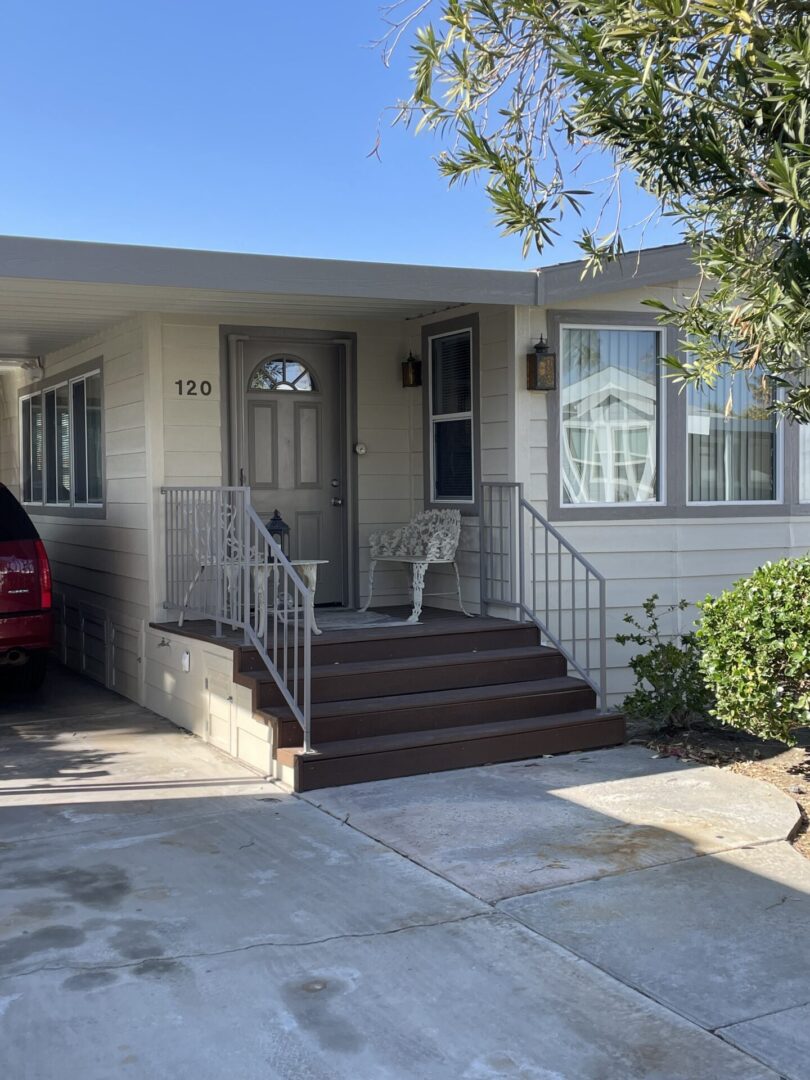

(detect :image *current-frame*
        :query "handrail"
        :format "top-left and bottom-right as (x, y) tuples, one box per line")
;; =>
(161, 485), (312, 752)
(480, 481), (607, 708)
(243, 503), (312, 752)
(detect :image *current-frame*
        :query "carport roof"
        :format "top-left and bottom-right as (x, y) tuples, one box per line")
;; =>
(0, 234), (694, 356)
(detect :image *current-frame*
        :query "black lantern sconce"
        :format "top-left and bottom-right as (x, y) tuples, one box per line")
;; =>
(526, 335), (557, 391)
(267, 508), (290, 557)
(401, 352), (422, 388)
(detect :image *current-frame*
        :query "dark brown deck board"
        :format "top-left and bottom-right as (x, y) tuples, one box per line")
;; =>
(265, 675), (589, 721)
(279, 709), (612, 761)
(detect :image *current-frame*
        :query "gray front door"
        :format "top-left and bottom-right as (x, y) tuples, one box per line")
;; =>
(231, 337), (347, 606)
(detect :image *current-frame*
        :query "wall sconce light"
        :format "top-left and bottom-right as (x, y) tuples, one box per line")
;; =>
(401, 352), (422, 388)
(526, 335), (557, 391)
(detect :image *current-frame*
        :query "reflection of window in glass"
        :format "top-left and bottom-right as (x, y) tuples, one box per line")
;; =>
(561, 327), (660, 505)
(430, 330), (474, 502)
(687, 369), (776, 502)
(249, 357), (315, 392)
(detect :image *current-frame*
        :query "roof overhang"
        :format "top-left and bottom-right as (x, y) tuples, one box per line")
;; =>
(0, 235), (696, 357)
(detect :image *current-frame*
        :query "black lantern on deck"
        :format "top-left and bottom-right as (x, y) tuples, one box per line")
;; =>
(401, 352), (422, 388)
(527, 335), (557, 391)
(267, 509), (290, 557)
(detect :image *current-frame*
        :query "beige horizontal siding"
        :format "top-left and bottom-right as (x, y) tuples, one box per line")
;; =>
(0, 317), (149, 700)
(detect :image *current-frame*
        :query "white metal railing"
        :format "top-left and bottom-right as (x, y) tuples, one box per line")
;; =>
(161, 486), (312, 751)
(480, 482), (607, 708)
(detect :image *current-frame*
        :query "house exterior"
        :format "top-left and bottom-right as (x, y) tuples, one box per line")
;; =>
(0, 235), (807, 783)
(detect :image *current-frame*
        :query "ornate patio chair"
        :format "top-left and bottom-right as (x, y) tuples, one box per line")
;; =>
(360, 508), (472, 623)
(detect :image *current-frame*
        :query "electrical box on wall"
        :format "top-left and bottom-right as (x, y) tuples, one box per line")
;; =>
(181, 650), (191, 673)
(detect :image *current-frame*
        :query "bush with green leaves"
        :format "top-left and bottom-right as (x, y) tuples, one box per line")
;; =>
(698, 556), (810, 745)
(616, 595), (712, 731)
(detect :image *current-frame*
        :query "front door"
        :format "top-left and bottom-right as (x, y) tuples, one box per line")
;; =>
(231, 336), (347, 606)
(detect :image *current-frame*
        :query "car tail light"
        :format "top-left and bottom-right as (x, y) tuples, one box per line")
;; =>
(34, 539), (52, 610)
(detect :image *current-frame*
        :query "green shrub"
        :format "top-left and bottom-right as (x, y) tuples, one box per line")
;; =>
(698, 556), (810, 744)
(616, 595), (712, 730)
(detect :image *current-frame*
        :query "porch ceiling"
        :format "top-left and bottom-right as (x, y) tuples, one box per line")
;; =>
(0, 277), (464, 355)
(0, 234), (695, 357)
(0, 234), (543, 356)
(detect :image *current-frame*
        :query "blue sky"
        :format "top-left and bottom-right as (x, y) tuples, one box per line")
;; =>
(0, 1), (681, 269)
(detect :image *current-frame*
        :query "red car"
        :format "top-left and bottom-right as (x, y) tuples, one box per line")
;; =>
(0, 483), (53, 691)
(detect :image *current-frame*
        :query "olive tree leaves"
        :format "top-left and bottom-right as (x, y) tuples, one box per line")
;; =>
(386, 1), (810, 420)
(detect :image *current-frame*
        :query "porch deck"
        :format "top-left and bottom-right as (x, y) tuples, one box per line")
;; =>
(150, 606), (494, 648)
(151, 606), (624, 791)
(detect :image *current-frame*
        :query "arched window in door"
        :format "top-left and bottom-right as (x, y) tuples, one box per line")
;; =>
(248, 356), (316, 392)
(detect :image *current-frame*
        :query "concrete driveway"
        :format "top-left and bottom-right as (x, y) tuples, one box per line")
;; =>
(2, 667), (809, 1079)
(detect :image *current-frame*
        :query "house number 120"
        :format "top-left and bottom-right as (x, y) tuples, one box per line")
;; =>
(175, 379), (212, 396)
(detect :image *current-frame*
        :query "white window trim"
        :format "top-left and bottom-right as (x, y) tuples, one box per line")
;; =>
(684, 377), (784, 507)
(559, 322), (666, 509)
(428, 327), (476, 506)
(20, 368), (103, 509)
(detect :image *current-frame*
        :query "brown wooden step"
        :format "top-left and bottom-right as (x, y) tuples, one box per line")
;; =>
(277, 710), (625, 791)
(237, 617), (540, 672)
(263, 676), (596, 747)
(238, 645), (566, 707)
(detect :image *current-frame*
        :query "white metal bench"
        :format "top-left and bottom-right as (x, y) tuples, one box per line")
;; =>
(360, 509), (472, 623)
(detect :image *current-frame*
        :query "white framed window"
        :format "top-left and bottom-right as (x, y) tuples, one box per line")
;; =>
(561, 325), (663, 506)
(428, 328), (475, 504)
(20, 369), (103, 508)
(686, 367), (779, 504)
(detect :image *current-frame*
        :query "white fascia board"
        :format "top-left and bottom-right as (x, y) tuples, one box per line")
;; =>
(537, 244), (695, 305)
(0, 235), (538, 307)
(0, 235), (695, 309)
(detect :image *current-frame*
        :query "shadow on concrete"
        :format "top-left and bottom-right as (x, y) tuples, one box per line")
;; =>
(1, 658), (809, 1078)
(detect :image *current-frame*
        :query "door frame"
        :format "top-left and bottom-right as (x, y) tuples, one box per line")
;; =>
(220, 325), (358, 609)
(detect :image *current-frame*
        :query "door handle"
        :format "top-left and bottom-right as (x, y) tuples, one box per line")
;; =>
(331, 497), (344, 507)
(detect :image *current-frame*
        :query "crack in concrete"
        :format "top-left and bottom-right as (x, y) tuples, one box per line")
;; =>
(303, 788), (796, 908)
(300, 791), (799, 1075)
(0, 910), (491, 984)
(4, 707), (802, 1078)
(490, 836), (796, 901)
(713, 997), (810, 1032)
(0, 795), (286, 849)
(299, 792), (494, 909)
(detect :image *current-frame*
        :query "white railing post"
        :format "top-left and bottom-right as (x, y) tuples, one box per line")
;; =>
(599, 578), (608, 710)
(213, 488), (222, 637)
(242, 500), (250, 646)
(517, 482), (526, 615)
